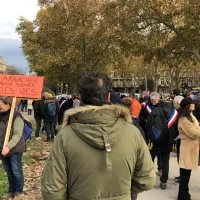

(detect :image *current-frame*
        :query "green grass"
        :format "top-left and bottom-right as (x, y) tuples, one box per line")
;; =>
(22, 119), (44, 164)
(0, 166), (8, 198)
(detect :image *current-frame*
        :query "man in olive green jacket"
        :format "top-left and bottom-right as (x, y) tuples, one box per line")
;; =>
(41, 71), (156, 200)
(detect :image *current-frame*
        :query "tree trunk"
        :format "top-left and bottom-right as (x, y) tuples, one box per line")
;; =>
(154, 60), (159, 92)
(175, 67), (179, 88)
(192, 49), (200, 63)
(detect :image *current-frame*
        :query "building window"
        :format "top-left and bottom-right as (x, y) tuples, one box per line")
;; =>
(114, 72), (117, 78)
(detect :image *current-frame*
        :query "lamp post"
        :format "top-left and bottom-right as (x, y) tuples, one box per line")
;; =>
(144, 63), (148, 91)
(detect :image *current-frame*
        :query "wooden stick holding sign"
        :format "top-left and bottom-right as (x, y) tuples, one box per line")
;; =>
(3, 97), (17, 147)
(1, 74), (44, 147)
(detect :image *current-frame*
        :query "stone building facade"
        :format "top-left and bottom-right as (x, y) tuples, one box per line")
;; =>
(0, 56), (7, 73)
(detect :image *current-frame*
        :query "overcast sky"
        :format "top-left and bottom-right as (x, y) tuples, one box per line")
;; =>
(0, 0), (39, 73)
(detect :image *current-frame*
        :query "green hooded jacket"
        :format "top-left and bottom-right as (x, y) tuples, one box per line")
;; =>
(41, 105), (156, 200)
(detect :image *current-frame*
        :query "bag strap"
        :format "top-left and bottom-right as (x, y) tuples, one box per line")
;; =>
(160, 106), (178, 128)
(14, 111), (30, 123)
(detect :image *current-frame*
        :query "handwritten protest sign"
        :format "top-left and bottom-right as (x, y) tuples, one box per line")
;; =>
(0, 74), (44, 99)
(1, 74), (44, 147)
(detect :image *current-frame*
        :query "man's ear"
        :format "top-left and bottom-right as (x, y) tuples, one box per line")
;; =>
(106, 93), (110, 103)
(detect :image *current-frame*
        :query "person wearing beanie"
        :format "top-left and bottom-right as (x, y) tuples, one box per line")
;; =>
(177, 97), (200, 200)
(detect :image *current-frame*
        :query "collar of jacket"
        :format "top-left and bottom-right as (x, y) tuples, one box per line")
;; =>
(62, 104), (132, 128)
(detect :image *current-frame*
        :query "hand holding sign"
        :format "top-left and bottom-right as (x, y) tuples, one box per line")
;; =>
(2, 146), (10, 156)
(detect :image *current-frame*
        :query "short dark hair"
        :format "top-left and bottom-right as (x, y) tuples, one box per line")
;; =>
(173, 89), (180, 96)
(78, 71), (112, 106)
(121, 98), (132, 109)
(132, 93), (136, 98)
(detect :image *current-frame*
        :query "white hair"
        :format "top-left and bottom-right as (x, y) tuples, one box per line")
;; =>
(174, 96), (184, 104)
(150, 92), (160, 99)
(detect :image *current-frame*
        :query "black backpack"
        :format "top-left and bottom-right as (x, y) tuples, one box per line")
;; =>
(145, 106), (169, 143)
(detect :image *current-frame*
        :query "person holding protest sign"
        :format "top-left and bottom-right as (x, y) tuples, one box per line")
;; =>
(0, 97), (26, 200)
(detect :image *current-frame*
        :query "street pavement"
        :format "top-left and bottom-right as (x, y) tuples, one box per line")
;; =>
(139, 153), (200, 200)
(21, 110), (34, 120)
(21, 111), (200, 200)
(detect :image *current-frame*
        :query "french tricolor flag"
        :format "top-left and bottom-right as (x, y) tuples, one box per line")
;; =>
(146, 105), (152, 114)
(168, 110), (178, 128)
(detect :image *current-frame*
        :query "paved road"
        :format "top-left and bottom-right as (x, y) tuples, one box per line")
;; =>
(139, 153), (200, 200)
(21, 111), (34, 120)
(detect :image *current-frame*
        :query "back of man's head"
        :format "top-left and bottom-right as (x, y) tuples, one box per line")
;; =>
(143, 96), (149, 102)
(78, 71), (112, 106)
(132, 93), (136, 98)
(173, 89), (180, 96)
(173, 96), (184, 109)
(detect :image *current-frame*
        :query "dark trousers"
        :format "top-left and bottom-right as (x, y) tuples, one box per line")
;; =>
(151, 148), (170, 183)
(176, 139), (181, 163)
(178, 168), (191, 200)
(44, 121), (55, 139)
(21, 104), (27, 112)
(151, 148), (162, 171)
(131, 195), (137, 200)
(2, 153), (24, 193)
(159, 152), (170, 183)
(35, 117), (42, 138)
(28, 109), (32, 115)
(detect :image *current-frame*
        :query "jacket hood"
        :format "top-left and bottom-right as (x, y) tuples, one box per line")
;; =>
(62, 104), (132, 127)
(62, 104), (132, 171)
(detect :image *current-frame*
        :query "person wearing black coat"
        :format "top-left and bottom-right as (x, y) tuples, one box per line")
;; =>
(42, 93), (60, 142)
(192, 99), (200, 122)
(32, 100), (43, 139)
(110, 89), (121, 104)
(140, 92), (178, 190)
(58, 97), (72, 125)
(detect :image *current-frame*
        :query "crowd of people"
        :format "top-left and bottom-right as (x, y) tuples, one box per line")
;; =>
(0, 71), (200, 200)
(17, 94), (81, 142)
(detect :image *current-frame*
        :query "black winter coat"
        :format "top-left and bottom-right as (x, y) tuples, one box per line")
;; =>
(58, 99), (72, 125)
(193, 100), (200, 122)
(33, 100), (43, 120)
(141, 101), (177, 152)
